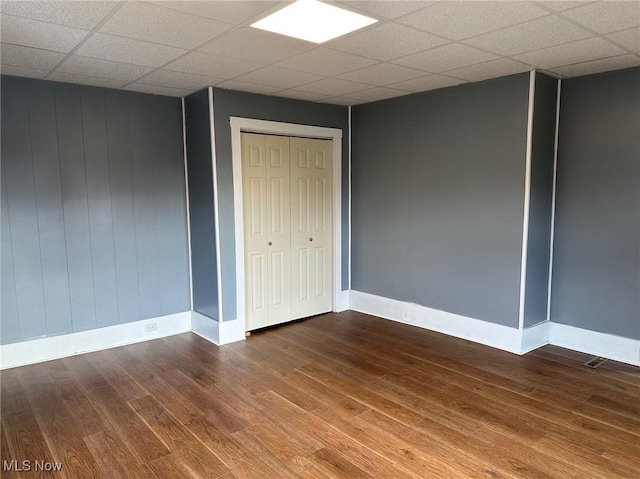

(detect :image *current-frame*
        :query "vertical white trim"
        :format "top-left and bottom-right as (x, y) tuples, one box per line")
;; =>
(229, 117), (343, 331)
(207, 87), (224, 322)
(181, 98), (194, 310)
(546, 79), (561, 322)
(332, 124), (343, 312)
(230, 122), (246, 328)
(518, 70), (536, 330)
(348, 105), (352, 290)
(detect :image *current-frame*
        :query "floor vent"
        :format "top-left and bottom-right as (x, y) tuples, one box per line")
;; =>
(583, 356), (608, 368)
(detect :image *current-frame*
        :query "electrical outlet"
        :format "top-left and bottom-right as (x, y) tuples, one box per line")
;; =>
(145, 322), (157, 333)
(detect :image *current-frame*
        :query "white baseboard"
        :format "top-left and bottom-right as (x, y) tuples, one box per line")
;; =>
(191, 311), (245, 346)
(350, 290), (524, 354)
(549, 322), (640, 367)
(0, 312), (191, 370)
(219, 318), (246, 345)
(521, 321), (550, 354)
(191, 311), (220, 344)
(349, 291), (639, 365)
(334, 290), (350, 313)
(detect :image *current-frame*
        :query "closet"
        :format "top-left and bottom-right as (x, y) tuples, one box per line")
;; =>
(241, 132), (333, 331)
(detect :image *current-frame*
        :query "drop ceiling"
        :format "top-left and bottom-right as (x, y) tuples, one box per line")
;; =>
(1, 1), (639, 105)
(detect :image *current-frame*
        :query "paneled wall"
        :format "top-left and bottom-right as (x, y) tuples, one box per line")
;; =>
(551, 67), (640, 340)
(352, 74), (530, 328)
(1, 76), (190, 345)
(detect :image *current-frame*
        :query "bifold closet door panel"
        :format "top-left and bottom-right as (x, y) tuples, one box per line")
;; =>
(290, 137), (333, 320)
(265, 135), (292, 325)
(242, 133), (269, 330)
(242, 133), (292, 330)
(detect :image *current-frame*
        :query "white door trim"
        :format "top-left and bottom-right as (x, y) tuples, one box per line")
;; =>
(230, 117), (343, 331)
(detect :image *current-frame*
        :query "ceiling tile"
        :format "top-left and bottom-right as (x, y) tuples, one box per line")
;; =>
(234, 66), (323, 89)
(606, 27), (640, 52)
(537, 1), (597, 12)
(550, 53), (640, 77)
(327, 22), (449, 61)
(388, 74), (464, 93)
(513, 37), (627, 69)
(152, 1), (279, 25)
(137, 69), (224, 90)
(165, 51), (262, 79)
(0, 44), (66, 70)
(124, 83), (192, 97)
(338, 62), (426, 86)
(398, 1), (549, 40)
(349, 87), (411, 102)
(216, 79), (282, 95)
(560, 1), (640, 34)
(444, 58), (531, 82)
(322, 96), (366, 106)
(295, 78), (373, 96)
(99, 2), (231, 50)
(0, 64), (49, 79)
(276, 48), (378, 76)
(393, 43), (499, 73)
(199, 27), (314, 65)
(0, 1), (118, 29)
(275, 90), (329, 102)
(1, 14), (89, 52)
(463, 15), (593, 55)
(57, 55), (154, 82)
(331, 1), (427, 20)
(47, 71), (126, 89)
(76, 33), (186, 67)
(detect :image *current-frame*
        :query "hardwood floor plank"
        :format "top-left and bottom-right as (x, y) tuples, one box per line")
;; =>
(297, 364), (425, 426)
(49, 371), (108, 436)
(1, 422), (19, 479)
(36, 417), (101, 479)
(61, 356), (109, 391)
(85, 385), (170, 464)
(289, 447), (370, 479)
(2, 410), (58, 478)
(83, 429), (138, 479)
(128, 395), (230, 478)
(84, 351), (148, 401)
(162, 369), (250, 434)
(0, 369), (29, 416)
(230, 428), (302, 479)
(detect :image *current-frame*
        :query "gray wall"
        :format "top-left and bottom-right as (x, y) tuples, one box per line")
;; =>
(551, 67), (640, 340)
(352, 74), (530, 328)
(1, 76), (190, 345)
(184, 89), (219, 320)
(212, 88), (349, 321)
(523, 73), (558, 328)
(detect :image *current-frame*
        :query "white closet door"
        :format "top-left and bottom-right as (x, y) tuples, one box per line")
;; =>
(265, 135), (292, 326)
(242, 133), (269, 330)
(242, 133), (292, 330)
(290, 137), (333, 320)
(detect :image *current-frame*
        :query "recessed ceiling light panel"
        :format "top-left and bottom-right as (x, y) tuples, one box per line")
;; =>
(251, 0), (378, 44)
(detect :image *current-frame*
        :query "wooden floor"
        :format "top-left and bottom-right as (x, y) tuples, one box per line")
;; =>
(1, 311), (639, 478)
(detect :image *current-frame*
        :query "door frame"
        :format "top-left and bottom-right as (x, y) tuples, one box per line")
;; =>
(230, 117), (343, 331)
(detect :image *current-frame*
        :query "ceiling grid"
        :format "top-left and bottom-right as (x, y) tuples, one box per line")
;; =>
(0, 1), (638, 104)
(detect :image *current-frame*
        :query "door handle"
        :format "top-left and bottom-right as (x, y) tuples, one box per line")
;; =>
(309, 237), (313, 242)
(268, 241), (273, 246)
